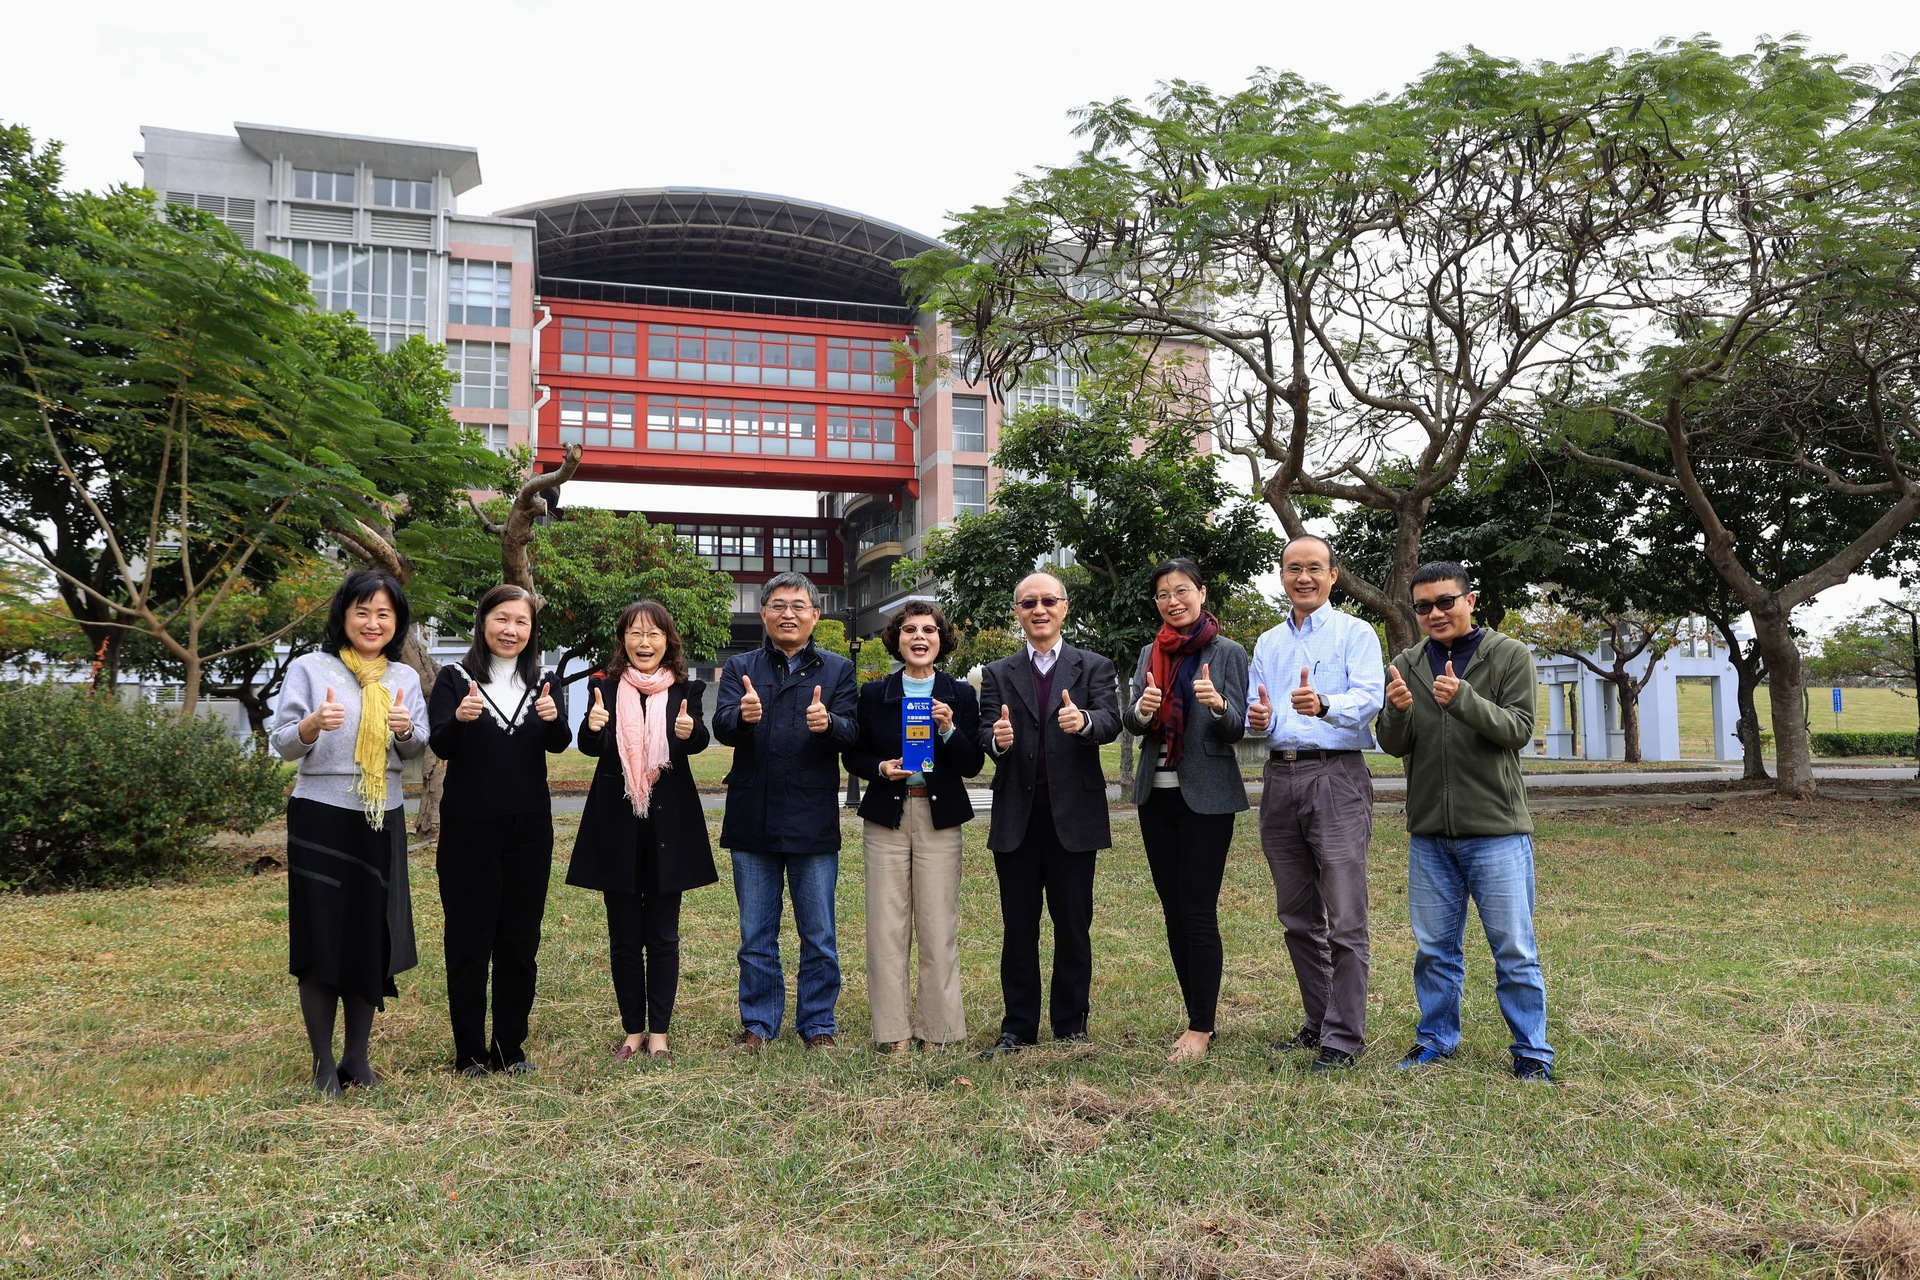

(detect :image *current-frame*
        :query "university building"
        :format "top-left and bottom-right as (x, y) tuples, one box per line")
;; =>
(133, 122), (1110, 646)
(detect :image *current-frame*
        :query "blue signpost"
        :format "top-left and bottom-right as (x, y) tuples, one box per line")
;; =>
(1832, 685), (1843, 731)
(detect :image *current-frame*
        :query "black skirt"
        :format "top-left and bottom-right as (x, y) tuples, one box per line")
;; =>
(286, 797), (418, 1009)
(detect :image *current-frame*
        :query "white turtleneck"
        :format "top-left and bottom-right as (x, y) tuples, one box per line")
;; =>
(487, 652), (528, 708)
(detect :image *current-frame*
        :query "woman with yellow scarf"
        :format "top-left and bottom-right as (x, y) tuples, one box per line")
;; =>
(270, 570), (428, 1096)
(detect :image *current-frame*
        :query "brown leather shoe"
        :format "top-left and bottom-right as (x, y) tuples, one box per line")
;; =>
(734, 1030), (765, 1054)
(876, 1039), (909, 1055)
(804, 1032), (838, 1051)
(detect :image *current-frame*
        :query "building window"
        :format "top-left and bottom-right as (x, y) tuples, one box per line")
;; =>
(826, 336), (898, 391)
(646, 325), (817, 386)
(162, 192), (257, 248)
(557, 315), (636, 374)
(826, 405), (897, 459)
(447, 341), (510, 410)
(449, 260), (513, 327)
(646, 397), (814, 455)
(288, 242), (430, 342)
(1010, 361), (1088, 415)
(954, 465), (987, 518)
(771, 528), (830, 574)
(674, 524), (764, 573)
(293, 168), (355, 202)
(373, 176), (433, 210)
(471, 422), (510, 453)
(953, 395), (986, 452)
(557, 389), (636, 448)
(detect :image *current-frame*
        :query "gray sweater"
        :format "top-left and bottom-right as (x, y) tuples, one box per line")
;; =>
(270, 650), (428, 811)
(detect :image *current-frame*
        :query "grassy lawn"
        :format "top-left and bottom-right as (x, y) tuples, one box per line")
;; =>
(4, 792), (1917, 1277)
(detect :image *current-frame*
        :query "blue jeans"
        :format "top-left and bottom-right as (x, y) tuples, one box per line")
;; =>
(732, 850), (840, 1040)
(1407, 834), (1552, 1064)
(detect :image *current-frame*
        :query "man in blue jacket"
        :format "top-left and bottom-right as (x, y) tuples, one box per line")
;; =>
(714, 573), (859, 1051)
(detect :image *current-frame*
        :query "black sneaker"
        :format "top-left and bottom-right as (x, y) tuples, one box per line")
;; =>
(1276, 1026), (1321, 1052)
(977, 1033), (1029, 1060)
(1308, 1046), (1358, 1073)
(1513, 1056), (1554, 1084)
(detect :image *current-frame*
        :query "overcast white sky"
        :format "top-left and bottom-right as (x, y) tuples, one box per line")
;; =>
(9, 0), (1913, 628)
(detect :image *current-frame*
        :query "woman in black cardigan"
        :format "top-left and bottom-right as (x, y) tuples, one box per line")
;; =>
(566, 600), (717, 1062)
(428, 583), (571, 1077)
(843, 602), (984, 1051)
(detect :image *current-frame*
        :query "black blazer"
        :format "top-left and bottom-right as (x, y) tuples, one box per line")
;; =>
(565, 675), (718, 896)
(844, 670), (986, 830)
(977, 644), (1122, 854)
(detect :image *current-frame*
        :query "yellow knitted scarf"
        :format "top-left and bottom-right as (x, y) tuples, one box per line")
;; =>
(339, 648), (393, 827)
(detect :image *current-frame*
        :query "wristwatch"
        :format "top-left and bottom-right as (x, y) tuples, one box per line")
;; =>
(1315, 696), (1330, 719)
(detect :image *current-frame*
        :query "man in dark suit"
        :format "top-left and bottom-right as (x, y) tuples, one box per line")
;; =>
(977, 570), (1122, 1056)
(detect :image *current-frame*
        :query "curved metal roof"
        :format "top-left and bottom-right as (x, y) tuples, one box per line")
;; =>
(494, 188), (949, 309)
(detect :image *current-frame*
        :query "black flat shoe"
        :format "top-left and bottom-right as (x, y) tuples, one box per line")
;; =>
(977, 1033), (1030, 1060)
(338, 1063), (378, 1090)
(313, 1061), (344, 1098)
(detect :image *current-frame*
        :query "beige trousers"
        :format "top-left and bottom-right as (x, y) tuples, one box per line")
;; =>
(863, 799), (966, 1044)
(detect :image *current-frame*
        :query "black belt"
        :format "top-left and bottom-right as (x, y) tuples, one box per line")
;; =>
(1268, 748), (1360, 763)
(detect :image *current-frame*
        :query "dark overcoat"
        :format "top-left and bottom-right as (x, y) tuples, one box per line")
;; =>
(565, 675), (718, 896)
(843, 669), (986, 830)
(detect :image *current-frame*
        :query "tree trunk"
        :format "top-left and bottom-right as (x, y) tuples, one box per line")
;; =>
(1618, 679), (1643, 764)
(400, 626), (445, 837)
(1751, 604), (1816, 799)
(1116, 668), (1135, 794)
(179, 653), (201, 720)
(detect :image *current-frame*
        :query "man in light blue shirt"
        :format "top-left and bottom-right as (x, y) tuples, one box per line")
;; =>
(1246, 535), (1385, 1071)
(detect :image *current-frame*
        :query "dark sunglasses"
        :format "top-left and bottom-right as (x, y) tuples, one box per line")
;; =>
(1412, 593), (1469, 616)
(1016, 595), (1068, 611)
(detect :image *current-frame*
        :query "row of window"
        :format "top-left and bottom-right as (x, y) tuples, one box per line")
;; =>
(553, 392), (907, 460)
(289, 244), (513, 332)
(553, 317), (905, 391)
(292, 168), (434, 210)
(674, 524), (832, 575)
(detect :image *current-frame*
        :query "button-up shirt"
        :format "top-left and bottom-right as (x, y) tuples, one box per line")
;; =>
(1025, 641), (1058, 677)
(1246, 600), (1385, 751)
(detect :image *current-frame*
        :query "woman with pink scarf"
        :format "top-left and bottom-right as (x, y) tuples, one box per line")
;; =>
(566, 601), (717, 1063)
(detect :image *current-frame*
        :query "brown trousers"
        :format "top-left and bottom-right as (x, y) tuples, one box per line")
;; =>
(862, 799), (966, 1044)
(1258, 752), (1374, 1055)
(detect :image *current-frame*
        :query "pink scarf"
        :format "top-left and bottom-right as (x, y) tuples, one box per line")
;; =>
(615, 666), (678, 816)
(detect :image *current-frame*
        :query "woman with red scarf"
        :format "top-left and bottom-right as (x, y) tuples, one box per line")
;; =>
(566, 601), (717, 1063)
(1120, 558), (1251, 1062)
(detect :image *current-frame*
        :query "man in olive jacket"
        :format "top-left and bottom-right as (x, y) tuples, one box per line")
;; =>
(1374, 561), (1554, 1083)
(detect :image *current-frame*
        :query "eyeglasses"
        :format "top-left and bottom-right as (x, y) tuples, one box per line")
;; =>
(1412, 593), (1469, 616)
(1284, 564), (1331, 577)
(762, 600), (816, 615)
(1016, 595), (1067, 611)
(1153, 585), (1198, 604)
(625, 628), (667, 641)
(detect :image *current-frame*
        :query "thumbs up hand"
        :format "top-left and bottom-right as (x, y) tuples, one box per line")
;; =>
(1385, 663), (1414, 711)
(586, 685), (609, 733)
(455, 680), (485, 723)
(1290, 665), (1324, 717)
(1056, 688), (1087, 735)
(387, 689), (414, 739)
(534, 680), (558, 722)
(993, 702), (1014, 752)
(806, 684), (831, 735)
(738, 675), (762, 724)
(674, 694), (695, 740)
(1247, 683), (1274, 733)
(1136, 669), (1163, 720)
(304, 684), (347, 741)
(1432, 660), (1461, 707)
(1192, 661), (1225, 712)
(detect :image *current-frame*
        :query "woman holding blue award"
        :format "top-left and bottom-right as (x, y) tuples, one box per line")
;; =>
(844, 602), (984, 1052)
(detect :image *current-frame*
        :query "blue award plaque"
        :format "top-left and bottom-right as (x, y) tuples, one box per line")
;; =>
(901, 696), (935, 774)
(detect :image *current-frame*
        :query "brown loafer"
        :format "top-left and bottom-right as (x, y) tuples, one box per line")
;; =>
(649, 1048), (675, 1063)
(876, 1039), (910, 1055)
(733, 1030), (765, 1054)
(613, 1042), (639, 1062)
(804, 1032), (838, 1051)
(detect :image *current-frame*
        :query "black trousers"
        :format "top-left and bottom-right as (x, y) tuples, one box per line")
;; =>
(437, 811), (553, 1070)
(1138, 788), (1235, 1034)
(993, 791), (1097, 1043)
(605, 883), (684, 1035)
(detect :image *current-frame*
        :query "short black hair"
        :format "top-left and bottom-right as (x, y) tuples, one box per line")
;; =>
(322, 569), (411, 662)
(1150, 557), (1206, 594)
(881, 601), (956, 663)
(1411, 561), (1472, 594)
(1282, 535), (1339, 569)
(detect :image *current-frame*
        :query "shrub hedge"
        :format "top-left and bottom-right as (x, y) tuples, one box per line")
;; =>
(1808, 730), (1918, 758)
(0, 683), (287, 891)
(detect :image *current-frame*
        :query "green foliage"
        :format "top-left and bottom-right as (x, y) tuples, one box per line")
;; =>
(811, 618), (892, 682)
(0, 683), (286, 891)
(509, 507), (735, 680)
(1809, 731), (1917, 758)
(913, 400), (1280, 665)
(1806, 603), (1920, 687)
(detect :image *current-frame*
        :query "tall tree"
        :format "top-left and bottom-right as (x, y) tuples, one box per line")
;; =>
(904, 44), (1743, 654)
(911, 400), (1281, 787)
(1507, 599), (1690, 763)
